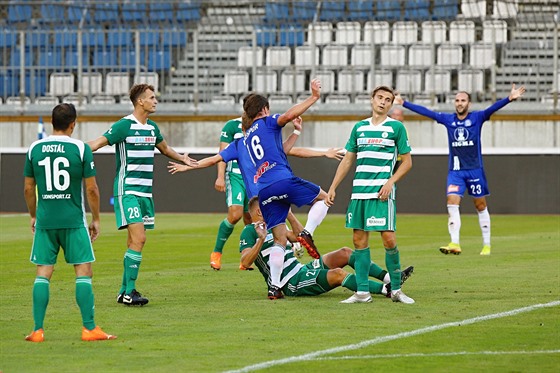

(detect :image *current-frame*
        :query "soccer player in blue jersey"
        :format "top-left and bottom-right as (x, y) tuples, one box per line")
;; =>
(241, 79), (331, 299)
(394, 84), (526, 255)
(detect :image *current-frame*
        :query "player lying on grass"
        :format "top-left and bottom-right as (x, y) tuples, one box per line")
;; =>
(239, 196), (413, 300)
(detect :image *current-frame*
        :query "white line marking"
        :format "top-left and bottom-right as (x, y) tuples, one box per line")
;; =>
(225, 300), (560, 373)
(315, 350), (560, 360)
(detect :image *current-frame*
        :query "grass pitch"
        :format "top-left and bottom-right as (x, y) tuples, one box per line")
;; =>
(1, 213), (559, 372)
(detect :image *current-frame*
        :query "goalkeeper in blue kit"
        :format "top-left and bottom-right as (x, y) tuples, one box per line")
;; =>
(394, 84), (526, 255)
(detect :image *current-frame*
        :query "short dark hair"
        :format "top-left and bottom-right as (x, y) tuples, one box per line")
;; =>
(51, 103), (77, 131)
(248, 196), (260, 211)
(129, 84), (155, 105)
(241, 94), (269, 130)
(456, 91), (472, 102)
(371, 85), (395, 103)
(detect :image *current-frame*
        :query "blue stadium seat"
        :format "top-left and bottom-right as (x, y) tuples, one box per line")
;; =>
(0, 29), (17, 48)
(139, 32), (160, 46)
(26, 70), (48, 97)
(162, 30), (187, 47)
(432, 0), (459, 20)
(264, 2), (290, 23)
(348, 0), (374, 21)
(376, 0), (402, 21)
(149, 3), (174, 23)
(65, 50), (90, 68)
(82, 29), (106, 49)
(39, 50), (62, 68)
(40, 3), (66, 24)
(122, 2), (147, 23)
(107, 30), (133, 47)
(10, 49), (34, 67)
(120, 50), (147, 70)
(176, 3), (201, 23)
(0, 71), (19, 97)
(293, 1), (316, 21)
(279, 25), (305, 47)
(255, 25), (277, 47)
(93, 50), (118, 68)
(7, 2), (32, 23)
(319, 1), (346, 21)
(405, 0), (431, 20)
(68, 5), (91, 24)
(54, 32), (78, 48)
(148, 49), (171, 71)
(94, 3), (120, 23)
(26, 33), (50, 49)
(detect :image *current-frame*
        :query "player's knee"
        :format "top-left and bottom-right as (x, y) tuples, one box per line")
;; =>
(328, 268), (347, 285)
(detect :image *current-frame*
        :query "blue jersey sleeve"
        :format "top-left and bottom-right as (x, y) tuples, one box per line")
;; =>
(403, 101), (448, 123)
(219, 140), (239, 163)
(480, 97), (510, 121)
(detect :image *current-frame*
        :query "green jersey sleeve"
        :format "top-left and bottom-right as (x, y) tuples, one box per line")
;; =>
(239, 224), (258, 252)
(103, 119), (131, 146)
(82, 144), (96, 178)
(394, 122), (411, 155)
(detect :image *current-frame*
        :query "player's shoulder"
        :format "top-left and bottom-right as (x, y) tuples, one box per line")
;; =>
(223, 117), (242, 129)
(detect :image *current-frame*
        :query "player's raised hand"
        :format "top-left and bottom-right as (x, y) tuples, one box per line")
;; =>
(509, 84), (526, 101)
(292, 116), (303, 131)
(393, 92), (404, 106)
(310, 78), (321, 99)
(254, 221), (268, 239)
(325, 147), (345, 161)
(182, 153), (199, 167)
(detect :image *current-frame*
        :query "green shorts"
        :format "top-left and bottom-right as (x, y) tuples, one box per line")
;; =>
(30, 227), (95, 265)
(225, 172), (249, 212)
(346, 198), (396, 232)
(114, 194), (155, 230)
(283, 258), (334, 296)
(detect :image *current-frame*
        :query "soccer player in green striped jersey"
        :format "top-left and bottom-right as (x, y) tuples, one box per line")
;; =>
(88, 84), (197, 306)
(23, 103), (116, 342)
(327, 86), (415, 304)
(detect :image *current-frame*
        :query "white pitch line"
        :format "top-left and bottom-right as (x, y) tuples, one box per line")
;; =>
(314, 350), (560, 361)
(225, 300), (560, 373)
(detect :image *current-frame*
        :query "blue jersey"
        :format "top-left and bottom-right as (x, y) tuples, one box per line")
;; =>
(220, 138), (258, 198)
(244, 114), (293, 190)
(403, 97), (510, 171)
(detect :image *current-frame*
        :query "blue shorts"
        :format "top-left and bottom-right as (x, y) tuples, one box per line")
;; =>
(258, 176), (320, 229)
(446, 168), (489, 198)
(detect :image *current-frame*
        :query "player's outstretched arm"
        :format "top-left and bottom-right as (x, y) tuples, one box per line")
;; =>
(277, 79), (321, 126)
(168, 154), (223, 174)
(509, 84), (526, 101)
(156, 140), (198, 167)
(288, 147), (344, 160)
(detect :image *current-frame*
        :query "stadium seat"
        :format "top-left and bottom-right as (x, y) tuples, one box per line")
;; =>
(105, 72), (130, 96)
(7, 2), (32, 23)
(122, 2), (147, 23)
(437, 43), (463, 68)
(82, 29), (106, 49)
(80, 72), (103, 96)
(94, 3), (120, 23)
(54, 32), (78, 48)
(348, 0), (374, 21)
(25, 71), (48, 97)
(461, 0), (487, 18)
(10, 49), (34, 67)
(148, 49), (171, 71)
(351, 44), (377, 69)
(0, 71), (19, 97)
(424, 70), (452, 94)
(268, 94), (293, 104)
(280, 70), (306, 94)
(354, 94), (373, 104)
(40, 3), (66, 24)
(319, 1), (346, 22)
(26, 33), (50, 49)
(5, 96), (31, 105)
(337, 70), (365, 94)
(68, 5), (91, 24)
(366, 70), (394, 91)
(469, 43), (495, 69)
(49, 72), (75, 96)
(91, 95), (116, 104)
(139, 32), (160, 47)
(264, 2), (290, 23)
(458, 69), (484, 93)
(176, 4), (201, 23)
(35, 96), (59, 105)
(39, 50), (62, 68)
(322, 45), (348, 68)
(408, 44), (434, 69)
(223, 71), (249, 95)
(134, 72), (159, 93)
(482, 20), (508, 44)
(149, 3), (174, 24)
(307, 23), (333, 46)
(392, 21), (419, 45)
(335, 22), (361, 45)
(279, 26), (305, 47)
(379, 45), (406, 68)
(449, 21), (476, 44)
(314, 70), (335, 94)
(0, 29), (17, 48)
(255, 25), (277, 47)
(396, 70), (422, 94)
(93, 50), (118, 68)
(294, 45), (319, 69)
(162, 30), (187, 48)
(292, 1), (316, 22)
(238, 46), (264, 68)
(120, 50), (147, 70)
(493, 0), (518, 19)
(107, 30), (133, 47)
(404, 0), (431, 21)
(376, 0), (402, 21)
(266, 46), (292, 69)
(253, 71), (278, 93)
(363, 21), (390, 45)
(325, 94), (351, 104)
(421, 21), (447, 45)
(63, 94), (87, 105)
(432, 0), (459, 20)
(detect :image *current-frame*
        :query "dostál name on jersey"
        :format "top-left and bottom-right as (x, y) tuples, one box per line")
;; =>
(42, 144), (65, 153)
(42, 193), (71, 199)
(451, 140), (474, 147)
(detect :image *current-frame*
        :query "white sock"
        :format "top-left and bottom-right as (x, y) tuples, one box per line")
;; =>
(383, 273), (390, 284)
(304, 200), (329, 235)
(447, 204), (461, 244)
(269, 244), (285, 288)
(478, 207), (491, 246)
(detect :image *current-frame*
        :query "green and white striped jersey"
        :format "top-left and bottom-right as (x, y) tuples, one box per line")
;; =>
(24, 135), (96, 229)
(239, 223), (303, 288)
(345, 117), (411, 200)
(219, 118), (243, 176)
(103, 114), (164, 198)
